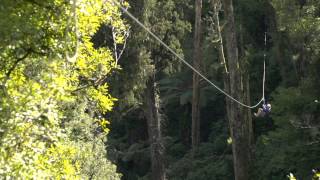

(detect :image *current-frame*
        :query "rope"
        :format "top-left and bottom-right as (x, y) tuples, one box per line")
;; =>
(262, 32), (267, 103)
(110, 0), (265, 109)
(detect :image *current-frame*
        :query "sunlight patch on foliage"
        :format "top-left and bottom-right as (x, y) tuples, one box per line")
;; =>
(0, 0), (128, 178)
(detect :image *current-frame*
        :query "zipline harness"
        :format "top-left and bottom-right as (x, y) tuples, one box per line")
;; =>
(110, 0), (268, 109)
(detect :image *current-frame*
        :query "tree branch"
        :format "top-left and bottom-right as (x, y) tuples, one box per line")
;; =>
(212, 1), (229, 73)
(5, 50), (31, 78)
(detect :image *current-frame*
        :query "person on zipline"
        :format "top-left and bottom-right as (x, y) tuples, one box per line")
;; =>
(254, 102), (271, 117)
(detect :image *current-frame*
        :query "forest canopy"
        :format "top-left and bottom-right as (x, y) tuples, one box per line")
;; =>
(1, 0), (320, 179)
(0, 0), (127, 178)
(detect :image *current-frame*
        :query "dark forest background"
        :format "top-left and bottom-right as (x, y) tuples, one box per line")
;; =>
(104, 0), (320, 179)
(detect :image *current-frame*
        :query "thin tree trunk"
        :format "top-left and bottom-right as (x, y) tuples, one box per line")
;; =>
(143, 73), (166, 180)
(222, 0), (252, 179)
(212, 0), (232, 132)
(192, 0), (202, 151)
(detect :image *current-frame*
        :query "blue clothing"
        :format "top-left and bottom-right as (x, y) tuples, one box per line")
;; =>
(262, 104), (271, 113)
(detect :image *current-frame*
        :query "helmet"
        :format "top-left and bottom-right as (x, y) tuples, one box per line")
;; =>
(267, 104), (271, 110)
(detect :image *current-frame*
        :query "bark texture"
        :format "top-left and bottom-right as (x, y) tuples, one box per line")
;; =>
(222, 0), (253, 179)
(143, 75), (166, 180)
(192, 0), (202, 150)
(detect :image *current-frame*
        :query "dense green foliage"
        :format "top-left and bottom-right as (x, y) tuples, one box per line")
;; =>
(1, 0), (320, 179)
(0, 0), (127, 178)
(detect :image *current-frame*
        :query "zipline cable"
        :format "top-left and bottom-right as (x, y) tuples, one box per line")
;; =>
(110, 0), (265, 109)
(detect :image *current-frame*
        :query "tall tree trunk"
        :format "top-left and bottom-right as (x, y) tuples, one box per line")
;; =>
(192, 0), (202, 151)
(139, 0), (166, 178)
(143, 73), (166, 180)
(239, 23), (254, 147)
(222, 0), (252, 179)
